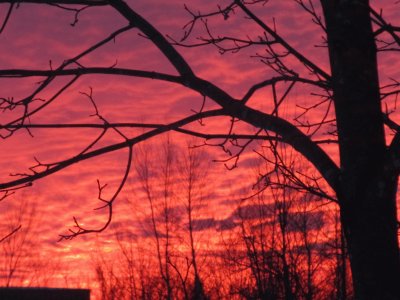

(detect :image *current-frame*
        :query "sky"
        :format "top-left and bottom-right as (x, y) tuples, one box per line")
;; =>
(1, 0), (400, 299)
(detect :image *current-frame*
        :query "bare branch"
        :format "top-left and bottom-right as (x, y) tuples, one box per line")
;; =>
(0, 225), (21, 243)
(242, 76), (329, 104)
(0, 109), (226, 191)
(109, 0), (194, 77)
(234, 0), (330, 80)
(0, 67), (182, 83)
(1, 24), (134, 137)
(59, 146), (133, 240)
(0, 3), (14, 34)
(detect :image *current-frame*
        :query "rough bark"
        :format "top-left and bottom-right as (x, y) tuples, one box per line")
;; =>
(321, 1), (400, 299)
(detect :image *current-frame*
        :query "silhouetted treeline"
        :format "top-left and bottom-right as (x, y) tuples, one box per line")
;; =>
(93, 142), (353, 300)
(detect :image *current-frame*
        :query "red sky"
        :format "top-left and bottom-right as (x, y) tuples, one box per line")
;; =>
(1, 1), (400, 299)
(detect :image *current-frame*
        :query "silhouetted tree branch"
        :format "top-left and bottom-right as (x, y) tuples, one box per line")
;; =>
(0, 225), (21, 244)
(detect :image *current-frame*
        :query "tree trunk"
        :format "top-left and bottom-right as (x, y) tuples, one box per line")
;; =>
(321, 1), (400, 299)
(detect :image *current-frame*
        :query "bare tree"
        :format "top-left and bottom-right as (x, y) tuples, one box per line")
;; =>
(0, 1), (399, 298)
(0, 197), (54, 287)
(134, 141), (176, 299)
(92, 141), (211, 299)
(133, 140), (212, 299)
(177, 143), (209, 300)
(93, 230), (164, 300)
(229, 163), (327, 300)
